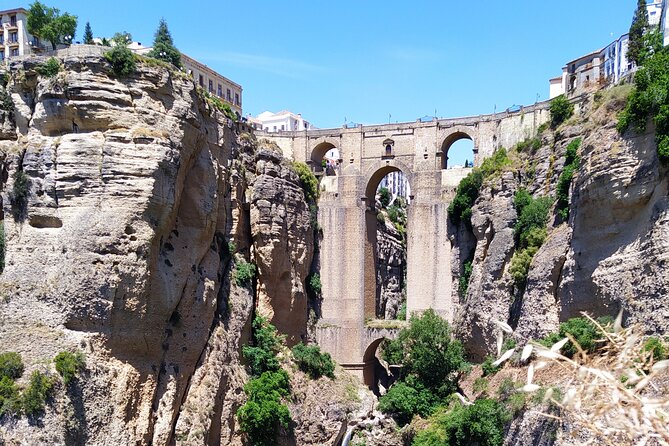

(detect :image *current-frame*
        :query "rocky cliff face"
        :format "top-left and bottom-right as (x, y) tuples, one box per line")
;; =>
(0, 53), (314, 445)
(453, 91), (669, 360)
(376, 219), (405, 320)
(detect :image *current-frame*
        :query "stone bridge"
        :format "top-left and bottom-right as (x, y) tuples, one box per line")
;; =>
(259, 102), (551, 386)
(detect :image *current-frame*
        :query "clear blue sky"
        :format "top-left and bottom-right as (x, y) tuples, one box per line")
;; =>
(33, 1), (635, 129)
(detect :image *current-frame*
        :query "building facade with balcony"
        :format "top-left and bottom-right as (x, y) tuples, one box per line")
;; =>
(0, 8), (41, 63)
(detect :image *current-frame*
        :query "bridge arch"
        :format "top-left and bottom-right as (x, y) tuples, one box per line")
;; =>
(309, 139), (340, 175)
(440, 130), (477, 169)
(362, 158), (414, 204)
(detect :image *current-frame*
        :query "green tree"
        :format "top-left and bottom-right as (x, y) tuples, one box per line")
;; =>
(549, 95), (574, 128)
(111, 31), (132, 46)
(237, 370), (291, 446)
(379, 310), (468, 425)
(628, 0), (650, 66)
(83, 21), (94, 44)
(26, 1), (77, 50)
(147, 19), (182, 68)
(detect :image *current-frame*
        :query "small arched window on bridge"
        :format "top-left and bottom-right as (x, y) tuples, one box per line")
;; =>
(382, 139), (394, 158)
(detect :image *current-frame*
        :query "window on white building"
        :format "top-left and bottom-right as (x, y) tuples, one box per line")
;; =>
(226, 89), (231, 101)
(10, 15), (16, 26)
(217, 84), (222, 97)
(11, 48), (18, 57)
(281, 124), (284, 131)
(0, 51), (4, 61)
(235, 93), (240, 106)
(198, 74), (204, 87)
(273, 126), (277, 132)
(10, 32), (17, 43)
(208, 79), (213, 93)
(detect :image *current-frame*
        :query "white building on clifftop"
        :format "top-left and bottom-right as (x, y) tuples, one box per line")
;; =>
(251, 110), (316, 132)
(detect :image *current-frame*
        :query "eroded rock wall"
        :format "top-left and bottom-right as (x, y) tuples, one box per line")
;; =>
(376, 219), (405, 319)
(0, 53), (313, 445)
(454, 95), (669, 359)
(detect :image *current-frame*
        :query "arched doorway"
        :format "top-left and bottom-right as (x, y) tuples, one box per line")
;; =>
(310, 142), (340, 176)
(441, 132), (475, 169)
(364, 167), (410, 323)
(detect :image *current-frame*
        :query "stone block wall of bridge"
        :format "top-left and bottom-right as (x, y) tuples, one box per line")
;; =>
(257, 102), (551, 377)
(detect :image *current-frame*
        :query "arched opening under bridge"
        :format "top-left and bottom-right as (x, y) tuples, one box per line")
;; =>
(310, 142), (340, 176)
(364, 166), (410, 324)
(441, 132), (475, 169)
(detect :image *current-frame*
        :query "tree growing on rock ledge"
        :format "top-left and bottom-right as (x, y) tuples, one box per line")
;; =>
(26, 1), (77, 51)
(628, 0), (650, 66)
(148, 19), (182, 69)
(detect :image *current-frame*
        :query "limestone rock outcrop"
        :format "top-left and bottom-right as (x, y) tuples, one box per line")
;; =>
(0, 52), (315, 445)
(376, 219), (405, 319)
(453, 94), (669, 361)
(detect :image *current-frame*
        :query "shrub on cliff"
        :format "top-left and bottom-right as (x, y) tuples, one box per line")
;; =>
(0, 352), (24, 380)
(511, 190), (552, 289)
(308, 273), (321, 296)
(539, 316), (613, 358)
(291, 343), (335, 379)
(242, 316), (284, 377)
(0, 376), (21, 416)
(238, 317), (291, 445)
(413, 398), (510, 446)
(514, 193), (552, 249)
(448, 148), (510, 226)
(617, 45), (669, 163)
(550, 95), (574, 128)
(36, 57), (61, 77)
(458, 260), (473, 299)
(104, 45), (136, 77)
(233, 259), (256, 287)
(10, 169), (30, 221)
(292, 161), (319, 203)
(54, 350), (85, 385)
(21, 371), (54, 416)
(556, 138), (581, 221)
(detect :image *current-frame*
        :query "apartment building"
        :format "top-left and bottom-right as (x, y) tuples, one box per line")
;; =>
(549, 1), (666, 98)
(378, 171), (411, 202)
(0, 8), (43, 62)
